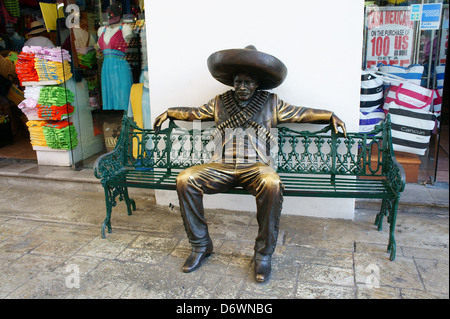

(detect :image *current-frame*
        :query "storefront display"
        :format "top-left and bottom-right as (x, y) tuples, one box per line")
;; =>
(0, 0), (445, 183)
(14, 43), (79, 165)
(0, 0), (147, 167)
(96, 2), (134, 111)
(362, 1), (448, 183)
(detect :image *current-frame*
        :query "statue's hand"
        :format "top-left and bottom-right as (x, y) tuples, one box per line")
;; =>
(331, 114), (347, 137)
(153, 111), (169, 134)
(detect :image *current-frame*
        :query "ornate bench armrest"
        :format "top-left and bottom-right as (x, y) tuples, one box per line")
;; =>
(93, 148), (126, 181)
(386, 153), (406, 194)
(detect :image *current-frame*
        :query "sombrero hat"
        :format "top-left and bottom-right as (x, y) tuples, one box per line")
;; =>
(207, 45), (287, 90)
(27, 21), (47, 36)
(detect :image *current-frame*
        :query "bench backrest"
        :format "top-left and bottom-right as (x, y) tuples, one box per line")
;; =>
(117, 115), (394, 178)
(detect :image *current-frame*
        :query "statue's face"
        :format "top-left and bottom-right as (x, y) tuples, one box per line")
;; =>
(233, 73), (259, 101)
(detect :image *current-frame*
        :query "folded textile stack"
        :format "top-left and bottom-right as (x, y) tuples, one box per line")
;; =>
(17, 46), (73, 84)
(18, 98), (39, 118)
(34, 59), (72, 84)
(36, 86), (76, 120)
(37, 103), (75, 120)
(78, 51), (96, 69)
(42, 120), (78, 150)
(17, 85), (43, 119)
(22, 46), (72, 63)
(24, 85), (43, 100)
(38, 86), (75, 105)
(15, 52), (39, 84)
(77, 49), (96, 69)
(26, 120), (53, 147)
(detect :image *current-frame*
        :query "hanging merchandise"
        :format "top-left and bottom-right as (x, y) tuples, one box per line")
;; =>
(360, 70), (384, 113)
(4, 0), (20, 19)
(0, 0), (18, 24)
(39, 1), (65, 32)
(97, 23), (133, 110)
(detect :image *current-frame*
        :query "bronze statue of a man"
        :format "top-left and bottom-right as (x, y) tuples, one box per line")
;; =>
(153, 45), (346, 282)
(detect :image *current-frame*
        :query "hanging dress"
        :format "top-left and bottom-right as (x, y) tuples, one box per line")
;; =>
(98, 25), (133, 110)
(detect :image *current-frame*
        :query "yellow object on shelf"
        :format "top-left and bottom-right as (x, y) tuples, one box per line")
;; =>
(39, 2), (65, 32)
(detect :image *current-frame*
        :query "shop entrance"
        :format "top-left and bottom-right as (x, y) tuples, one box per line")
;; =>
(1, 0), (147, 168)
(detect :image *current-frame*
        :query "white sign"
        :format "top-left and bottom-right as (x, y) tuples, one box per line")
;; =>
(420, 3), (443, 30)
(366, 7), (414, 68)
(410, 4), (422, 21)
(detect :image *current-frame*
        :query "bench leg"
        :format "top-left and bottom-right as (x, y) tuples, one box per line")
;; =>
(387, 197), (399, 261)
(374, 199), (389, 231)
(101, 185), (137, 238)
(102, 186), (113, 238)
(123, 186), (136, 216)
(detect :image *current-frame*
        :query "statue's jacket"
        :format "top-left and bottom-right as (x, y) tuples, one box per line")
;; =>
(166, 90), (333, 167)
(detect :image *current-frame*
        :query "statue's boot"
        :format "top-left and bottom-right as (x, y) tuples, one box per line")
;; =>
(254, 252), (272, 283)
(182, 240), (213, 273)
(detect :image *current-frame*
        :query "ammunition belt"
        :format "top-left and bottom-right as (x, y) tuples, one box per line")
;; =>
(211, 90), (277, 146)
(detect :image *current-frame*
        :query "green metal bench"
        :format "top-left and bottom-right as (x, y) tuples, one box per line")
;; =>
(94, 114), (405, 261)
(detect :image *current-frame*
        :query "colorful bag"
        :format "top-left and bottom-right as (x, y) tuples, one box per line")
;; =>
(432, 89), (442, 133)
(7, 84), (25, 105)
(383, 82), (434, 114)
(435, 65), (445, 89)
(360, 70), (384, 113)
(359, 108), (385, 133)
(389, 105), (436, 156)
(378, 64), (425, 85)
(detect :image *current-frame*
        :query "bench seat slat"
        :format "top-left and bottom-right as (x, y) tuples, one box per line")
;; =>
(105, 169), (394, 198)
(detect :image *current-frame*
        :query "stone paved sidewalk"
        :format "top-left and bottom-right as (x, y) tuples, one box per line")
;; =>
(0, 185), (448, 299)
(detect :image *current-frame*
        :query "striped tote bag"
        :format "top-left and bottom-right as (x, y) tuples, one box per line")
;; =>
(432, 89), (442, 133)
(435, 65), (445, 89)
(359, 108), (385, 133)
(360, 70), (384, 113)
(383, 82), (434, 114)
(378, 64), (425, 85)
(389, 105), (436, 156)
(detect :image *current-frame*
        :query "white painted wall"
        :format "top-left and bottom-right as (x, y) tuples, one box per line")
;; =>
(145, 0), (364, 219)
